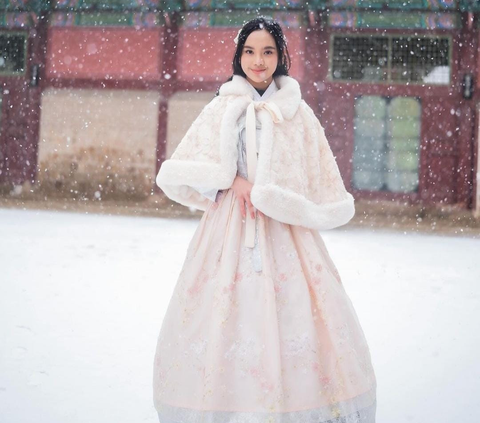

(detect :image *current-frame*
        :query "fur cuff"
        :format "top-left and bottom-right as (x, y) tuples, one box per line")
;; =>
(156, 159), (233, 190)
(251, 184), (355, 230)
(156, 160), (235, 211)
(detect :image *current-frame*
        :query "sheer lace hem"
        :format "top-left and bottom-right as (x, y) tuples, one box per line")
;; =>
(156, 390), (376, 423)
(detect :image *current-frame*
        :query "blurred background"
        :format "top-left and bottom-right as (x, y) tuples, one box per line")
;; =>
(0, 0), (479, 232)
(0, 1), (479, 423)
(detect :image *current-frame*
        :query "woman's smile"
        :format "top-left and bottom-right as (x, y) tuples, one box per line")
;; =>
(240, 29), (278, 89)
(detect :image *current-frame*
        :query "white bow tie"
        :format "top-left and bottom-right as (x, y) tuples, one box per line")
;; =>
(244, 100), (284, 248)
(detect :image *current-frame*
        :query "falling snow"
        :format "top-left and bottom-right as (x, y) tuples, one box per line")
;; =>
(0, 209), (479, 423)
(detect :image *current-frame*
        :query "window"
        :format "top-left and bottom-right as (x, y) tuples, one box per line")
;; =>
(352, 96), (421, 193)
(332, 36), (389, 82)
(330, 34), (451, 85)
(0, 32), (27, 76)
(391, 36), (449, 84)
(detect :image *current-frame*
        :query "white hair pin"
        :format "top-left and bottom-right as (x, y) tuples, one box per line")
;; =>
(233, 28), (242, 45)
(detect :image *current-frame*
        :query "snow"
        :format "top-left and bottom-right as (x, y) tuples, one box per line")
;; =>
(1, 208), (479, 423)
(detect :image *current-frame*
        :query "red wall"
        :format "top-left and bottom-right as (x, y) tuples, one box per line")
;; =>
(176, 28), (306, 82)
(46, 27), (163, 80)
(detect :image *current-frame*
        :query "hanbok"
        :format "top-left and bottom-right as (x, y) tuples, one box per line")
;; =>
(153, 79), (377, 423)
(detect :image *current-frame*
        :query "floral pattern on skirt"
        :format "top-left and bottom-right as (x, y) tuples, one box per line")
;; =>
(153, 189), (377, 423)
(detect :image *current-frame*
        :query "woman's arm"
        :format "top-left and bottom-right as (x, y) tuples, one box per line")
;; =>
(191, 186), (220, 202)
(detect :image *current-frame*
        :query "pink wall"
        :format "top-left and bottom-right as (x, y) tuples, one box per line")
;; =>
(46, 27), (163, 80)
(177, 28), (306, 82)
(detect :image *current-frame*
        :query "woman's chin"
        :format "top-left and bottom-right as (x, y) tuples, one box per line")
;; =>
(247, 72), (272, 85)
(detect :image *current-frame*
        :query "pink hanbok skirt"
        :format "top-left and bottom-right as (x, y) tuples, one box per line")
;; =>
(153, 188), (377, 423)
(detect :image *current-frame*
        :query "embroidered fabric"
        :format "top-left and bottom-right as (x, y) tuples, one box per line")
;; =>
(154, 79), (376, 423)
(153, 182), (377, 422)
(237, 106), (263, 272)
(157, 390), (376, 423)
(192, 79), (278, 274)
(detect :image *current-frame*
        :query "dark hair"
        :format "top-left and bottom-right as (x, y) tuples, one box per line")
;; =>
(215, 17), (292, 96)
(232, 16), (291, 77)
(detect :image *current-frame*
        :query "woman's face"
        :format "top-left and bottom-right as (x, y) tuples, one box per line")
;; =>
(240, 29), (278, 90)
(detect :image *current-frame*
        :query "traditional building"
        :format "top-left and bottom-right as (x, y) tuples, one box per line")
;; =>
(0, 0), (478, 212)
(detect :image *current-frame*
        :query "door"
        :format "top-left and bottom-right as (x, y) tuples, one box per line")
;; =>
(0, 30), (41, 187)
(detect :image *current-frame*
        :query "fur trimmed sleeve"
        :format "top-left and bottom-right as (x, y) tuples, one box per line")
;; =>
(156, 95), (238, 211)
(251, 101), (355, 230)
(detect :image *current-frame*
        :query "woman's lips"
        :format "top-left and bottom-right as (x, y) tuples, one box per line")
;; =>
(252, 69), (266, 74)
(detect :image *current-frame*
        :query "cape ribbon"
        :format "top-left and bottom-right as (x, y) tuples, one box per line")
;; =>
(244, 100), (284, 248)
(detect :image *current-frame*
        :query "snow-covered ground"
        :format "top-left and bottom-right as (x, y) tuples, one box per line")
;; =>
(0, 208), (479, 423)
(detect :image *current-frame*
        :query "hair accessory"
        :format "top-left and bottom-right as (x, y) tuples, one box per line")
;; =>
(233, 28), (242, 45)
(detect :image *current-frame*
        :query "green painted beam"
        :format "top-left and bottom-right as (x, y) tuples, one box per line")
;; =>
(460, 0), (480, 11)
(2, 0), (479, 14)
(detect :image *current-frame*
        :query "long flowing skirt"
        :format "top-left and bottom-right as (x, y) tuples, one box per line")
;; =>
(153, 188), (377, 423)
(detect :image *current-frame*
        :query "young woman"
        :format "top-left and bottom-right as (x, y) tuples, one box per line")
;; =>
(154, 17), (377, 423)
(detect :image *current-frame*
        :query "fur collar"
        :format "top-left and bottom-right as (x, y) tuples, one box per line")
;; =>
(218, 74), (302, 120)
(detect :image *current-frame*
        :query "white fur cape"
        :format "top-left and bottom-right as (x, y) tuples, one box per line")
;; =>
(156, 75), (355, 230)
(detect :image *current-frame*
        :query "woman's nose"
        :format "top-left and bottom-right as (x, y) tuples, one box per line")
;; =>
(254, 55), (264, 65)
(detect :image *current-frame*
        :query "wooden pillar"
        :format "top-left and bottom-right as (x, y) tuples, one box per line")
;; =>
(303, 11), (322, 111)
(455, 11), (478, 208)
(305, 10), (329, 116)
(27, 9), (50, 184)
(155, 12), (180, 192)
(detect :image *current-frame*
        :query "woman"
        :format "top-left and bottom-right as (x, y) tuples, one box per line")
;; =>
(154, 16), (377, 423)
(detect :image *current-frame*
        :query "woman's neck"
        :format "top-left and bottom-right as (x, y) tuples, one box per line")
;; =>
(248, 78), (272, 97)
(245, 76), (273, 90)
(255, 87), (266, 96)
